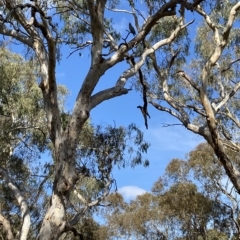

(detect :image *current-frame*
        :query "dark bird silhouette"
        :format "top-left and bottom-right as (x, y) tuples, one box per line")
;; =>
(129, 23), (136, 35)
(137, 105), (150, 129)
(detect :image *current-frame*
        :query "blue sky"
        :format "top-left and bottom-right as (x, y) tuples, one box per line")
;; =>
(53, 4), (205, 200)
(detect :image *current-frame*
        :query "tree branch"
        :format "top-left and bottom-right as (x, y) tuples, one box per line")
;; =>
(175, 70), (200, 92)
(0, 24), (32, 46)
(89, 86), (131, 110)
(216, 81), (240, 111)
(0, 167), (31, 240)
(115, 18), (194, 89)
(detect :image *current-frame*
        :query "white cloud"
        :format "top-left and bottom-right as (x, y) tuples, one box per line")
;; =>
(118, 186), (147, 200)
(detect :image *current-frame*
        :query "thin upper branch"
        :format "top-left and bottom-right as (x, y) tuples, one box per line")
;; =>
(216, 82), (240, 111)
(89, 86), (131, 110)
(175, 70), (200, 92)
(115, 18), (194, 89)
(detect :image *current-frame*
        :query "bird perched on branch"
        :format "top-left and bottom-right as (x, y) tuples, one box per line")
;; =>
(129, 23), (136, 35)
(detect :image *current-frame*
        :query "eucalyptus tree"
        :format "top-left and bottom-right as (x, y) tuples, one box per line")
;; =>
(102, 143), (240, 240)
(102, 192), (172, 240)
(0, 0), (209, 239)
(0, 46), (149, 239)
(0, 47), (48, 240)
(186, 143), (240, 239)
(102, 181), (230, 239)
(160, 145), (239, 239)
(146, 1), (240, 195)
(0, 47), (73, 239)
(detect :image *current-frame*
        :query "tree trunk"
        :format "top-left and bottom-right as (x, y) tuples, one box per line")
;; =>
(37, 131), (85, 240)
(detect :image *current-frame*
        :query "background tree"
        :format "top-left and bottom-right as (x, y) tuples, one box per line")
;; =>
(152, 143), (240, 239)
(147, 1), (240, 194)
(186, 143), (240, 239)
(0, 47), (48, 240)
(0, 46), (73, 239)
(102, 143), (240, 239)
